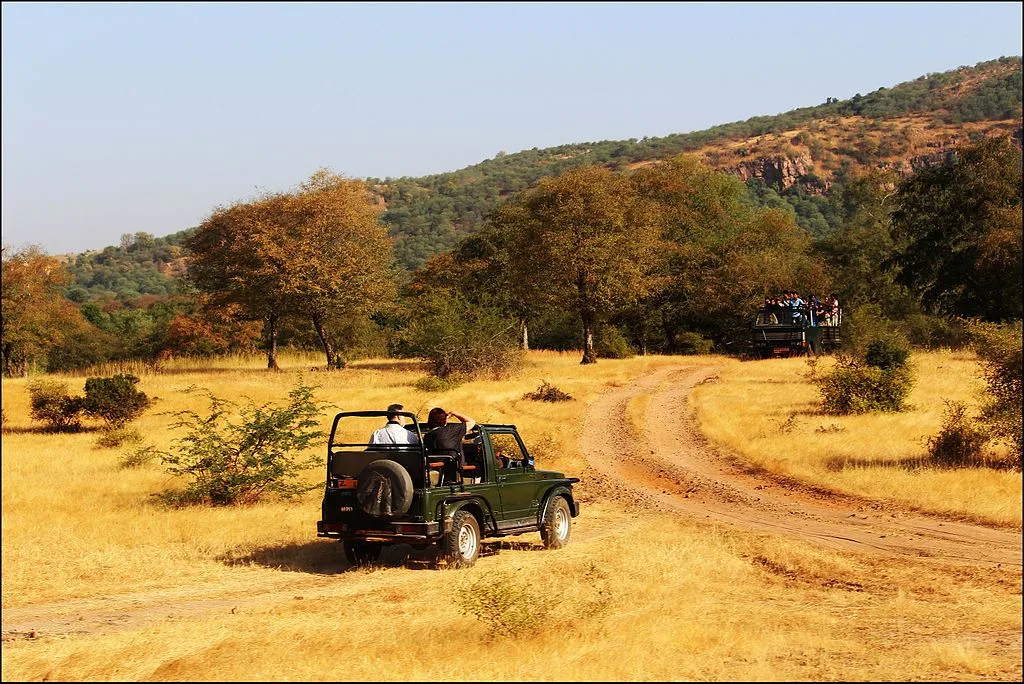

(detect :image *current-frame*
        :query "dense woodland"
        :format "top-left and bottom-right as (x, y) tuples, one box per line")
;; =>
(1, 56), (1021, 379)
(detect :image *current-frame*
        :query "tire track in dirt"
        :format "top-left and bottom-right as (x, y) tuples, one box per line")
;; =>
(580, 363), (1022, 568)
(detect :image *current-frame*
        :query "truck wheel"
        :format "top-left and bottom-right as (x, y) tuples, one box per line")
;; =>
(356, 459), (413, 517)
(540, 496), (572, 549)
(439, 510), (480, 568)
(343, 541), (382, 566)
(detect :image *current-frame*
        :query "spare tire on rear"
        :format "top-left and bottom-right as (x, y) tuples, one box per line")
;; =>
(356, 459), (414, 517)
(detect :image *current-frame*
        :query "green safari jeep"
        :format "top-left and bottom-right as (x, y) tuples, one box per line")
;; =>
(316, 410), (580, 568)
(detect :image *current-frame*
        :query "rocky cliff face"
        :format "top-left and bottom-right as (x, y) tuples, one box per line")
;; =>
(723, 124), (1022, 194)
(731, 154), (829, 193)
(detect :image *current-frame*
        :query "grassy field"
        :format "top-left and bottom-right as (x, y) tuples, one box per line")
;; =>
(692, 349), (1021, 527)
(1, 350), (1020, 681)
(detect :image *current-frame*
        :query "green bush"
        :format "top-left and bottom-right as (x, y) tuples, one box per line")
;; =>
(83, 374), (152, 428)
(970, 321), (1022, 466)
(27, 379), (85, 431)
(95, 426), (143, 449)
(927, 401), (988, 468)
(455, 562), (611, 638)
(903, 314), (971, 350)
(401, 291), (523, 380)
(677, 331), (715, 355)
(155, 380), (329, 506)
(595, 326), (635, 359)
(816, 357), (914, 414)
(864, 338), (910, 371)
(413, 375), (463, 393)
(119, 444), (160, 469)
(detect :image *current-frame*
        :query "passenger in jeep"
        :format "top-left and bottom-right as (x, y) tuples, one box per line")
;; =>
(423, 407), (476, 467)
(369, 403), (419, 446)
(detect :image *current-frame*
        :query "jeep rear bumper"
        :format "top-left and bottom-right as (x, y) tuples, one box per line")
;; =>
(317, 519), (450, 542)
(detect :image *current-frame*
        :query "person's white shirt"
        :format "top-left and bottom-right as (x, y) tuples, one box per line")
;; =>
(369, 421), (420, 445)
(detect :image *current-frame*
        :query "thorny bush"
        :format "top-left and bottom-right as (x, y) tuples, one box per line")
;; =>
(155, 379), (330, 506)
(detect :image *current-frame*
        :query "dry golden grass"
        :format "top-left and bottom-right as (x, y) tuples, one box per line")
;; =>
(2, 350), (1021, 681)
(692, 350), (1022, 527)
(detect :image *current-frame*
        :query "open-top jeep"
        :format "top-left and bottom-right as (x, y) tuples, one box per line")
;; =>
(316, 410), (580, 568)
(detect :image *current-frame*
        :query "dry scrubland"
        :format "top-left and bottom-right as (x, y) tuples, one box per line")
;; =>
(2, 350), (1021, 681)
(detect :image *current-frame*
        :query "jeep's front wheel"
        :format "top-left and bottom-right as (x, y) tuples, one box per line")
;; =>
(439, 510), (480, 568)
(540, 495), (572, 549)
(343, 541), (382, 566)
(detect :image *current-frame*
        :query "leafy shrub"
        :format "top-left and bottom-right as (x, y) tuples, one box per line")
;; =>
(677, 331), (714, 355)
(970, 321), (1022, 466)
(815, 356), (914, 414)
(595, 326), (635, 359)
(456, 569), (540, 636)
(414, 375), (463, 393)
(155, 380), (329, 506)
(119, 444), (160, 469)
(401, 292), (523, 380)
(95, 426), (143, 449)
(82, 374), (152, 428)
(903, 314), (971, 350)
(927, 401), (988, 468)
(864, 338), (910, 371)
(455, 562), (611, 638)
(523, 381), (573, 402)
(27, 379), (84, 431)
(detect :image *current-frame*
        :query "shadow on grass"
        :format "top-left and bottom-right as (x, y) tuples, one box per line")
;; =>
(219, 534), (548, 574)
(1, 424), (103, 435)
(219, 540), (443, 574)
(826, 454), (1019, 472)
(347, 360), (429, 372)
(824, 455), (930, 471)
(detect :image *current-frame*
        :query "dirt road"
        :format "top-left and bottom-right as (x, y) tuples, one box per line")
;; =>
(579, 364), (1022, 568)
(4, 363), (1020, 642)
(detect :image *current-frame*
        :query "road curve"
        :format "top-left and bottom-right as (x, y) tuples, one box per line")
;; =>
(579, 364), (1022, 568)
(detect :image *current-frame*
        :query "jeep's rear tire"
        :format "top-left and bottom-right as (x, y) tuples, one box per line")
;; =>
(439, 510), (480, 568)
(356, 459), (413, 517)
(343, 541), (382, 566)
(540, 495), (572, 549)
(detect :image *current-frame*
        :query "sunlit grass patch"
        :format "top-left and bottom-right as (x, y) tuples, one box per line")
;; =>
(692, 350), (1021, 526)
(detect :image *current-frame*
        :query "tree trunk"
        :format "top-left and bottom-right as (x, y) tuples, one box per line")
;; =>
(312, 313), (337, 368)
(519, 317), (530, 351)
(2, 344), (28, 378)
(265, 312), (280, 370)
(580, 314), (597, 365)
(577, 272), (597, 364)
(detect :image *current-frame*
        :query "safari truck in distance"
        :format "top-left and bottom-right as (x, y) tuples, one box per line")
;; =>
(750, 302), (842, 359)
(316, 411), (580, 568)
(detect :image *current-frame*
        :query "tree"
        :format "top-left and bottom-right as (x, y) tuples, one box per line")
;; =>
(493, 166), (663, 364)
(282, 171), (396, 368)
(889, 135), (1022, 321)
(632, 156), (828, 350)
(186, 172), (396, 370)
(1, 245), (86, 377)
(186, 193), (294, 369)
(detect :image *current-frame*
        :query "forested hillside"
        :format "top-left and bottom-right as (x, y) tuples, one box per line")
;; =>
(375, 55), (1021, 268)
(62, 55), (1021, 293)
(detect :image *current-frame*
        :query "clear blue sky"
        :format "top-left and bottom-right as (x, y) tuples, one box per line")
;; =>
(2, 1), (1021, 255)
